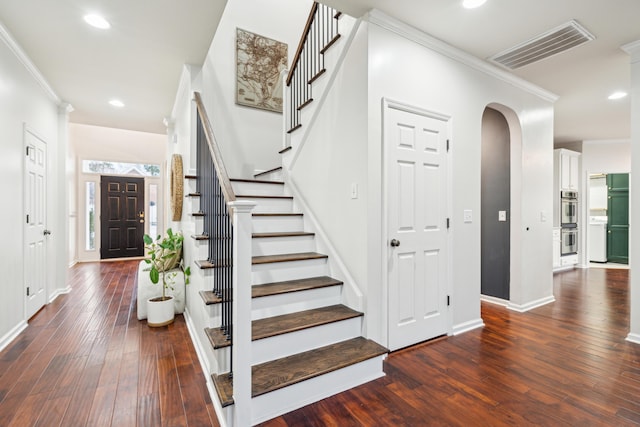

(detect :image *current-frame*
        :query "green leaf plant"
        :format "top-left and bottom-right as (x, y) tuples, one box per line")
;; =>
(143, 228), (191, 300)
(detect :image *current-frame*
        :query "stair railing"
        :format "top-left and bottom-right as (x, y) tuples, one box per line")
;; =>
(286, 2), (341, 134)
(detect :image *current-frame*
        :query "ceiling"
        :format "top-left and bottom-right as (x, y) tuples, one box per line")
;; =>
(1, 1), (638, 142)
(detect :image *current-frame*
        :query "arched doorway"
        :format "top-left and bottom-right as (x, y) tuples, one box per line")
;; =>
(481, 107), (511, 300)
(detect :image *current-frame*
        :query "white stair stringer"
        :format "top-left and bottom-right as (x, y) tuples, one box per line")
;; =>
(251, 316), (361, 365)
(251, 355), (386, 425)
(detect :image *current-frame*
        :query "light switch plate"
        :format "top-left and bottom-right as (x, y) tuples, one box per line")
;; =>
(463, 210), (472, 223)
(498, 210), (507, 222)
(350, 183), (358, 199)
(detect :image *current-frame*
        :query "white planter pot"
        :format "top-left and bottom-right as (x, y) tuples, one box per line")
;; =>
(147, 296), (175, 327)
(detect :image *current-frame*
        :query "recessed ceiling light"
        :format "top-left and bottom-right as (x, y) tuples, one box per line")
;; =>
(84, 14), (111, 29)
(608, 91), (628, 100)
(109, 99), (125, 108)
(463, 0), (487, 9)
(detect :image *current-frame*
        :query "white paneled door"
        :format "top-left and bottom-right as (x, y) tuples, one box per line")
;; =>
(25, 130), (48, 319)
(385, 102), (449, 351)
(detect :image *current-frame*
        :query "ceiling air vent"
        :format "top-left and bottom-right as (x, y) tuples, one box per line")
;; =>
(489, 20), (595, 70)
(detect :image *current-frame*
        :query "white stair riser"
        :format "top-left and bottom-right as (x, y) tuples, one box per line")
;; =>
(252, 216), (304, 234)
(252, 258), (328, 285)
(232, 181), (285, 196)
(251, 235), (315, 257)
(193, 216), (204, 235)
(255, 169), (283, 181)
(237, 197), (293, 213)
(189, 196), (200, 214)
(252, 316), (361, 365)
(193, 240), (209, 259)
(251, 355), (386, 425)
(251, 285), (342, 320)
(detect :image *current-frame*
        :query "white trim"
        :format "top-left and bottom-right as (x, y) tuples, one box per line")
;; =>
(366, 10), (559, 103)
(507, 295), (555, 312)
(452, 318), (485, 335)
(0, 22), (60, 104)
(480, 294), (509, 307)
(626, 333), (640, 345)
(183, 308), (228, 427)
(0, 321), (28, 353)
(48, 286), (72, 303)
(621, 40), (640, 63)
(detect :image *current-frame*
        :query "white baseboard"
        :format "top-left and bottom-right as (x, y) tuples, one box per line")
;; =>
(626, 333), (640, 345)
(183, 309), (229, 427)
(0, 321), (28, 352)
(480, 295), (509, 307)
(68, 260), (78, 268)
(508, 295), (555, 313)
(49, 286), (72, 303)
(452, 318), (484, 335)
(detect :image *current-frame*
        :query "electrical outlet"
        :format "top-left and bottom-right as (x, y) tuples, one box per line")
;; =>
(498, 210), (507, 222)
(463, 210), (472, 223)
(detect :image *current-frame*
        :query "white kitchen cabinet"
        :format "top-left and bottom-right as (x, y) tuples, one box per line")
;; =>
(556, 149), (580, 191)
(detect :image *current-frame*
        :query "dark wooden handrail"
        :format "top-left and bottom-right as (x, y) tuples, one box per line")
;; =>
(193, 91), (236, 209)
(286, 2), (319, 86)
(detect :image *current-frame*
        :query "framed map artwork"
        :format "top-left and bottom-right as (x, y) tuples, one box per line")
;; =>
(236, 28), (288, 113)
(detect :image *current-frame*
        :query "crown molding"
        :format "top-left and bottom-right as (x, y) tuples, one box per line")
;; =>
(0, 21), (61, 104)
(366, 10), (558, 103)
(622, 39), (640, 63)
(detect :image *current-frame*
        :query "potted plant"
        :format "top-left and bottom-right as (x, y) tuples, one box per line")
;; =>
(143, 228), (191, 327)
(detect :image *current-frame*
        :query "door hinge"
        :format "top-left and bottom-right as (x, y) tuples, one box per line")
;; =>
(446, 218), (450, 229)
(26, 214), (29, 224)
(26, 287), (30, 297)
(447, 295), (450, 306)
(26, 146), (29, 156)
(446, 139), (450, 152)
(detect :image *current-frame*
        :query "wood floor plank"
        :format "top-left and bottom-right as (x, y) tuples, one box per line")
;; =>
(0, 260), (214, 427)
(259, 268), (640, 426)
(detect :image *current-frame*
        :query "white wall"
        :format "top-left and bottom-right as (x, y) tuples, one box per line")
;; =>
(0, 23), (65, 348)
(70, 123), (166, 262)
(582, 139), (631, 174)
(366, 12), (555, 341)
(200, 0), (313, 179)
(624, 41), (640, 343)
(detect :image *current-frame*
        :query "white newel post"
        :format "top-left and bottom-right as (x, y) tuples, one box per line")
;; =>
(229, 200), (256, 426)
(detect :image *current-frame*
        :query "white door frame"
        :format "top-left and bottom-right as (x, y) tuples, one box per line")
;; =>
(23, 125), (49, 319)
(381, 98), (453, 350)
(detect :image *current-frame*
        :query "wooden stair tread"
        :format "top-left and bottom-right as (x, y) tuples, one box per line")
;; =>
(252, 213), (303, 217)
(251, 337), (388, 397)
(192, 211), (205, 217)
(199, 290), (221, 305)
(279, 146), (292, 154)
(205, 327), (231, 349)
(252, 252), (327, 265)
(191, 234), (209, 241)
(195, 260), (215, 269)
(252, 232), (315, 239)
(231, 178), (284, 185)
(236, 194), (293, 199)
(212, 373), (234, 407)
(252, 304), (361, 341)
(184, 174), (197, 180)
(186, 192), (201, 197)
(252, 276), (342, 299)
(254, 166), (282, 179)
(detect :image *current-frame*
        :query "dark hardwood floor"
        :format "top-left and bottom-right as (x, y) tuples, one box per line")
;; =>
(1, 262), (639, 426)
(261, 268), (640, 426)
(0, 260), (218, 427)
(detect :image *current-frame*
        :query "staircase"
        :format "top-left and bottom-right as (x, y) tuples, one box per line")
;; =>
(187, 163), (387, 425)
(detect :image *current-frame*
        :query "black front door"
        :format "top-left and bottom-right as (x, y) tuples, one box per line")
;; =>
(100, 176), (145, 259)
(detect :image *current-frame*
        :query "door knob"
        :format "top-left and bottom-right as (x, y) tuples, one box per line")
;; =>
(43, 229), (52, 236)
(390, 239), (400, 247)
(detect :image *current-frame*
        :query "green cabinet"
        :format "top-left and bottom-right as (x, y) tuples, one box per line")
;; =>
(607, 173), (629, 264)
